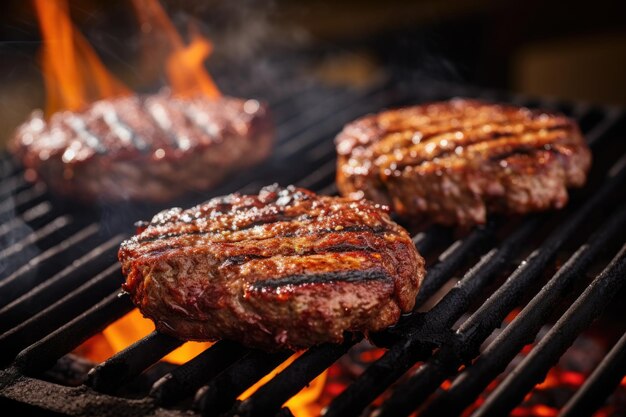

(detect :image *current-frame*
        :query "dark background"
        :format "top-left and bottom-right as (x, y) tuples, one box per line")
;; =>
(1, 0), (625, 147)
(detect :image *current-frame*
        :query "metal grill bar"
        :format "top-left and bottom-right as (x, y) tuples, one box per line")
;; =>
(0, 201), (52, 238)
(0, 223), (101, 308)
(195, 350), (292, 417)
(325, 160), (626, 417)
(0, 216), (71, 275)
(0, 78), (623, 417)
(584, 108), (623, 146)
(418, 204), (626, 417)
(87, 330), (184, 394)
(0, 235), (122, 333)
(14, 291), (133, 375)
(410, 224), (450, 255)
(0, 174), (27, 199)
(0, 264), (122, 364)
(373, 165), (626, 417)
(373, 221), (497, 347)
(149, 341), (249, 405)
(0, 183), (47, 215)
(322, 215), (541, 417)
(560, 329), (626, 417)
(234, 339), (357, 417)
(475, 245), (626, 417)
(411, 220), (496, 310)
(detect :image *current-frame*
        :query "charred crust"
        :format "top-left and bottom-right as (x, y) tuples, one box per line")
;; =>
(247, 268), (392, 290)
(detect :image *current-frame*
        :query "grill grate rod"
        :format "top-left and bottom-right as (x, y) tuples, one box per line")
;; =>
(584, 108), (623, 146)
(0, 201), (51, 239)
(372, 220), (497, 347)
(0, 264), (123, 365)
(412, 220), (496, 310)
(324, 159), (626, 417)
(372, 163), (626, 417)
(13, 290), (134, 375)
(0, 183), (47, 216)
(0, 235), (122, 333)
(87, 330), (184, 394)
(234, 338), (357, 417)
(560, 328), (626, 417)
(417, 204), (626, 417)
(0, 223), (101, 309)
(323, 216), (541, 417)
(0, 216), (71, 279)
(0, 87), (623, 417)
(194, 350), (292, 417)
(475, 244), (626, 417)
(149, 341), (249, 405)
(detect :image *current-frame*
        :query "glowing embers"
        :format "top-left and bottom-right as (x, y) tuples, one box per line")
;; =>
(71, 316), (626, 416)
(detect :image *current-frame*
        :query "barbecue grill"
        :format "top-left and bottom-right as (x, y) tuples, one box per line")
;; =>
(1, 64), (625, 417)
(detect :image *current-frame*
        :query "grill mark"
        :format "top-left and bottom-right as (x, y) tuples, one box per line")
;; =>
(178, 101), (220, 144)
(136, 224), (387, 246)
(136, 212), (301, 243)
(373, 111), (525, 147)
(64, 114), (107, 154)
(100, 104), (150, 152)
(413, 140), (570, 175)
(390, 124), (571, 171)
(486, 145), (573, 163)
(370, 116), (528, 157)
(220, 243), (378, 267)
(147, 190), (313, 229)
(487, 146), (540, 161)
(375, 102), (492, 132)
(143, 99), (181, 149)
(248, 268), (391, 290)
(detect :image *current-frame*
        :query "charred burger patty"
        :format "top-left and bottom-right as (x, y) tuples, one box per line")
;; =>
(11, 92), (273, 202)
(336, 99), (592, 227)
(119, 185), (425, 350)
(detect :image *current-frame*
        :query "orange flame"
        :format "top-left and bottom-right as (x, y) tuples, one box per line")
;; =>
(132, 0), (221, 98)
(101, 309), (211, 364)
(238, 352), (328, 417)
(34, 0), (130, 116)
(78, 310), (328, 416)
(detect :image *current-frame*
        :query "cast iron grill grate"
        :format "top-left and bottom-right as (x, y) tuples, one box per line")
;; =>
(0, 70), (625, 417)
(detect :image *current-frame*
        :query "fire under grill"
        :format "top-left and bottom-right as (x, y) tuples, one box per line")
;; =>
(0, 70), (625, 417)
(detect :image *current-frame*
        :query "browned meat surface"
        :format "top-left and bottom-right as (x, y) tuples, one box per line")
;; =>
(118, 185), (425, 350)
(10, 92), (273, 202)
(336, 99), (592, 227)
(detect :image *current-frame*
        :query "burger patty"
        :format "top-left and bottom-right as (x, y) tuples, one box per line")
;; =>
(335, 99), (592, 227)
(10, 92), (273, 202)
(118, 185), (425, 350)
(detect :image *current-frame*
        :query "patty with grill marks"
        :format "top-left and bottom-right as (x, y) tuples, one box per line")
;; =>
(118, 185), (425, 350)
(336, 98), (592, 227)
(10, 92), (273, 202)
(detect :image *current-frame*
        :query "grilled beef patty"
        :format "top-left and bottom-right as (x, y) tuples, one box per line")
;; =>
(336, 99), (592, 227)
(10, 92), (273, 202)
(119, 185), (425, 350)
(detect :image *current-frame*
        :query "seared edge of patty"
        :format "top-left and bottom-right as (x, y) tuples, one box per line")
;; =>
(335, 98), (592, 226)
(118, 185), (425, 349)
(10, 93), (273, 202)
